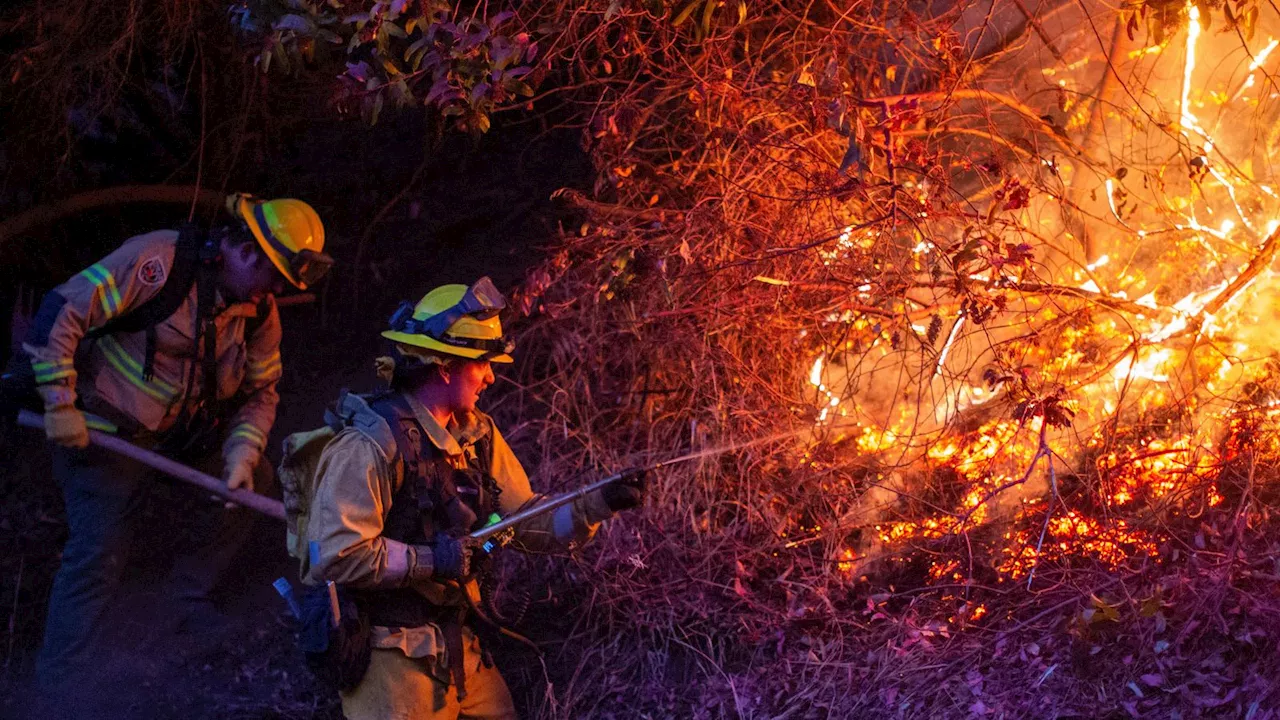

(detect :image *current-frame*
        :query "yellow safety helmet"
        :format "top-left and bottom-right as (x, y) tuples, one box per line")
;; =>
(382, 277), (514, 363)
(227, 193), (333, 290)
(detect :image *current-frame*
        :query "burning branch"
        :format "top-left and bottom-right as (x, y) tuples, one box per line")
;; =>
(1199, 226), (1280, 319)
(862, 89), (1084, 156)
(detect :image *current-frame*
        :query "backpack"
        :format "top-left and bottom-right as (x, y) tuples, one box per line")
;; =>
(276, 390), (399, 692)
(278, 390), (399, 578)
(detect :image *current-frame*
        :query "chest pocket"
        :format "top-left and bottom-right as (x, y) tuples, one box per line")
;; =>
(155, 297), (200, 360)
(442, 466), (501, 533)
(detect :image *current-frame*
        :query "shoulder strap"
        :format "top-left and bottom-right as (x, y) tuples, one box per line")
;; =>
(87, 225), (202, 340)
(368, 394), (440, 540)
(371, 395), (433, 488)
(327, 390), (399, 460)
(85, 225), (210, 382)
(244, 295), (273, 342)
(472, 416), (496, 478)
(194, 235), (220, 408)
(366, 393), (412, 462)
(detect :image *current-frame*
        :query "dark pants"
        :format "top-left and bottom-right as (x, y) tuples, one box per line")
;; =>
(34, 442), (274, 688)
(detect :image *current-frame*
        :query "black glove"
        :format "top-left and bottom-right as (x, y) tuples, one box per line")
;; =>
(602, 468), (647, 512)
(409, 533), (471, 582)
(431, 533), (470, 579)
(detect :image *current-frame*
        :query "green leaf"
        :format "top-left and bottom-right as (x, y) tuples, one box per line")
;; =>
(275, 14), (317, 33)
(1245, 6), (1259, 42)
(673, 0), (701, 27)
(273, 37), (291, 73)
(404, 35), (430, 62)
(1089, 594), (1120, 623)
(393, 79), (413, 104)
(701, 0), (718, 35)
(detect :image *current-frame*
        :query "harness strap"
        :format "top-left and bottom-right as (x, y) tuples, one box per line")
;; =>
(361, 394), (503, 700)
(443, 606), (469, 701)
(195, 233), (221, 418)
(142, 326), (158, 381)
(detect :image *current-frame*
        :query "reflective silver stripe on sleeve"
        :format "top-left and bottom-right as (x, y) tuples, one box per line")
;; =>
(383, 538), (412, 585)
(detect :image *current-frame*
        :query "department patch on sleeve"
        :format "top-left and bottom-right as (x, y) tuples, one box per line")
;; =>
(137, 257), (167, 286)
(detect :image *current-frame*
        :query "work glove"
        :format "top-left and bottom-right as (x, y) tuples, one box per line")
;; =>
(43, 403), (90, 449)
(602, 468), (647, 513)
(408, 533), (472, 582)
(222, 443), (259, 496)
(36, 384), (90, 449)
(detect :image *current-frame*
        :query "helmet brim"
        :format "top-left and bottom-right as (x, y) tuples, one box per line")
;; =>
(234, 195), (307, 290)
(381, 330), (514, 363)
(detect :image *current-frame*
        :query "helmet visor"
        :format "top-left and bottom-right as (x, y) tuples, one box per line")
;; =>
(421, 277), (507, 339)
(291, 248), (334, 287)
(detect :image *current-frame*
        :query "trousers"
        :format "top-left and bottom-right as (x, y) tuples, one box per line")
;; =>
(341, 630), (518, 720)
(35, 441), (274, 687)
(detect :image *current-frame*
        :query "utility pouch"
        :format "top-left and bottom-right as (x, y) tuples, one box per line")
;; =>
(156, 406), (223, 461)
(298, 582), (371, 692)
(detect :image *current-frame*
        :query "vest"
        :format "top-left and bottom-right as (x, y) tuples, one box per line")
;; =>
(357, 393), (500, 629)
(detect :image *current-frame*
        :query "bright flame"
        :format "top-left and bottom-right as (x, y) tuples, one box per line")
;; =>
(1181, 3), (1203, 137)
(1249, 39), (1278, 71)
(793, 7), (1276, 591)
(1113, 347), (1174, 385)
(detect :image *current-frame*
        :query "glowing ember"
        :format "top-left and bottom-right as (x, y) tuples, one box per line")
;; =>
(837, 547), (856, 574)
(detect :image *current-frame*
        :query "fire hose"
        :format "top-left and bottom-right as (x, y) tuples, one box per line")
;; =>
(15, 408), (287, 521)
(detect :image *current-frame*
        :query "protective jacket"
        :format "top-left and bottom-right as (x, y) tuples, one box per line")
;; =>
(305, 391), (613, 669)
(21, 229), (282, 461)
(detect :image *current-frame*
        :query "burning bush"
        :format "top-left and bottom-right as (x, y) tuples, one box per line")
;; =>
(492, 0), (1280, 715)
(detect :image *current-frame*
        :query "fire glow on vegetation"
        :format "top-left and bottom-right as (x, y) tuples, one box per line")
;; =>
(802, 2), (1280, 585)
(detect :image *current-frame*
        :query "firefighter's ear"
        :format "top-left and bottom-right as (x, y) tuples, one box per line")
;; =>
(246, 243), (279, 276)
(244, 241), (269, 267)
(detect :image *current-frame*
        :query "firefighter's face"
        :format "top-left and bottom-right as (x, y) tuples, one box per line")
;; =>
(222, 239), (285, 303)
(443, 359), (495, 413)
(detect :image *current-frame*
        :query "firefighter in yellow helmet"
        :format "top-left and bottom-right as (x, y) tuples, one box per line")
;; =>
(300, 278), (644, 719)
(226, 193), (331, 291)
(20, 193), (332, 702)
